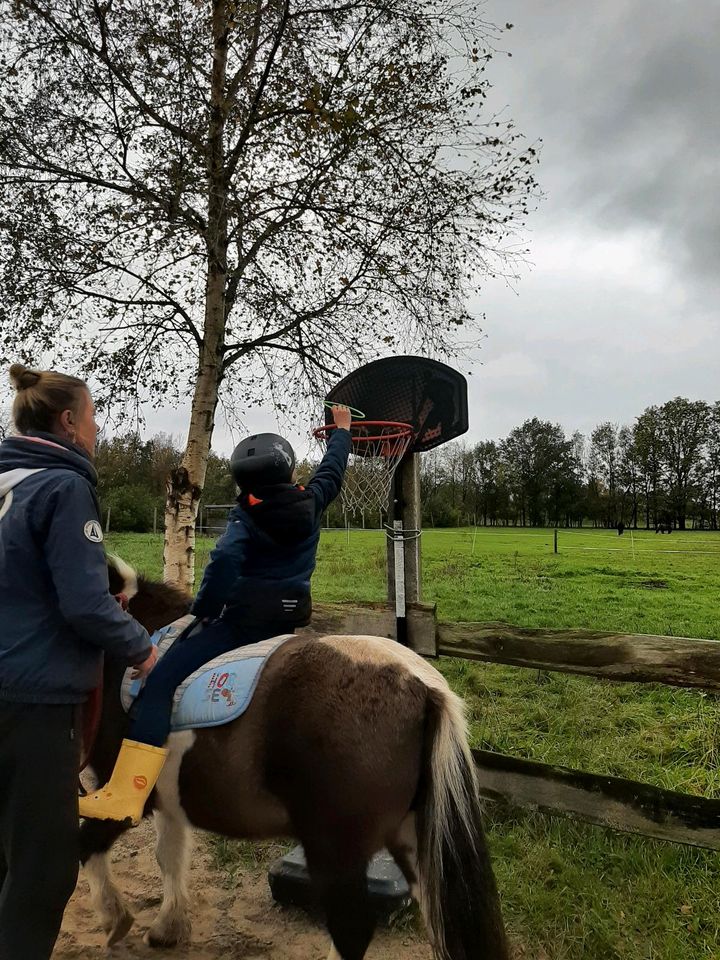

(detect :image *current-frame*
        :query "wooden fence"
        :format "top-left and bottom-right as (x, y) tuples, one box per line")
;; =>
(300, 601), (720, 851)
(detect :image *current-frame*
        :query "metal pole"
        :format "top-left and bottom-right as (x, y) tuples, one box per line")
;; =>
(392, 518), (406, 619)
(386, 453), (421, 647)
(554, 528), (558, 554)
(105, 506), (111, 534)
(401, 454), (421, 603)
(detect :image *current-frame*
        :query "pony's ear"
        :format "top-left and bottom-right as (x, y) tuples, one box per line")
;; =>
(105, 552), (139, 601)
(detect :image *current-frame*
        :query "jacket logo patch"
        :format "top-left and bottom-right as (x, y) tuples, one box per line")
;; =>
(84, 520), (104, 543)
(0, 490), (13, 522)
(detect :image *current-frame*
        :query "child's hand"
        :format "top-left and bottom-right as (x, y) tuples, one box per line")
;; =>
(331, 404), (352, 431)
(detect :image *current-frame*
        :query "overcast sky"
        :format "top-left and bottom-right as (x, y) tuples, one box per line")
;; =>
(144, 0), (719, 458)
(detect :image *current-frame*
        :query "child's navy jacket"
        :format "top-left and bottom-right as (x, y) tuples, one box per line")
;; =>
(192, 428), (351, 627)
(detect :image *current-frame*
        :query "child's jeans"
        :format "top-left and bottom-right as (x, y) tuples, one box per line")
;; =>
(129, 619), (290, 747)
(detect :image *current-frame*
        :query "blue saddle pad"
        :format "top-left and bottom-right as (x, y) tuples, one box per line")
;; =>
(120, 617), (292, 732)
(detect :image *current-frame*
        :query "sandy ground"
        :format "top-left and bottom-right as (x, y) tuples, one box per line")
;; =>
(53, 820), (435, 960)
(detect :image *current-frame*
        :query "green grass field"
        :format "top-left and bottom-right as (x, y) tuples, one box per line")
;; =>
(107, 527), (720, 960)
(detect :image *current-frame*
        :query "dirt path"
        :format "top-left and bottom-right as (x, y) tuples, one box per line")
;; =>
(53, 821), (434, 960)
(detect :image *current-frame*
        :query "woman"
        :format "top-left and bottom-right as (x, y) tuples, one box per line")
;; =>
(0, 364), (157, 960)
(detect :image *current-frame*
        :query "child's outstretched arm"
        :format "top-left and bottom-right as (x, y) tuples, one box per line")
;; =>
(191, 513), (251, 620)
(308, 404), (352, 514)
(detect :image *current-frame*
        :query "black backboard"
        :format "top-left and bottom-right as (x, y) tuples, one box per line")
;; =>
(324, 356), (468, 453)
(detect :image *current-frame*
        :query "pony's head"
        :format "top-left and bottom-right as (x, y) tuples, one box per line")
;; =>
(106, 554), (191, 633)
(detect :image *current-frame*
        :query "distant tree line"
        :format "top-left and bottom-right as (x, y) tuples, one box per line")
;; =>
(318, 396), (718, 531)
(13, 393), (716, 533)
(412, 397), (720, 531)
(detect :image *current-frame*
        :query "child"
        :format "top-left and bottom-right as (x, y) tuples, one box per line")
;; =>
(80, 404), (352, 824)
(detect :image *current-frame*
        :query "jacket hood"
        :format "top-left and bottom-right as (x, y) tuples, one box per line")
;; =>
(0, 431), (97, 487)
(240, 484), (316, 546)
(0, 467), (47, 498)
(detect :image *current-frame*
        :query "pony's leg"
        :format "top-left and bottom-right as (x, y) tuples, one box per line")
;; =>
(145, 730), (195, 947)
(306, 847), (376, 960)
(84, 851), (134, 947)
(387, 812), (422, 905)
(144, 808), (192, 947)
(325, 869), (375, 960)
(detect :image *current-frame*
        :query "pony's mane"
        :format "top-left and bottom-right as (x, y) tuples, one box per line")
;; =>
(130, 575), (191, 633)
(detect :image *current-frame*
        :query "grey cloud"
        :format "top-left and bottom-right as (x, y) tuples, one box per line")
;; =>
(484, 0), (720, 281)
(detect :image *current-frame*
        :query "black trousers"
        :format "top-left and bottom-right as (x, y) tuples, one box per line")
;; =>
(0, 701), (80, 960)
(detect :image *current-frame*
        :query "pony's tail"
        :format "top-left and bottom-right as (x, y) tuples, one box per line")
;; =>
(415, 684), (509, 960)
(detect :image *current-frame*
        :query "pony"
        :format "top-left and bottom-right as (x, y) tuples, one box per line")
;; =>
(79, 558), (508, 960)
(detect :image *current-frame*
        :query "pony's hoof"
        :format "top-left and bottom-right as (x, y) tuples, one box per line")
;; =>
(105, 908), (134, 946)
(144, 922), (191, 949)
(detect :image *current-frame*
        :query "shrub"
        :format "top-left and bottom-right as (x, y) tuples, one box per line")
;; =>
(103, 484), (157, 532)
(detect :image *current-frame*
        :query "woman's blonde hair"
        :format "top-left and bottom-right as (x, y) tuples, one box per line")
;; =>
(9, 364), (89, 435)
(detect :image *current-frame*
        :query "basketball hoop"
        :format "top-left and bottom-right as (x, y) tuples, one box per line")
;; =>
(313, 421), (414, 515)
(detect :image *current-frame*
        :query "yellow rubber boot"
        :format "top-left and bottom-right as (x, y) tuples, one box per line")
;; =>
(79, 739), (168, 825)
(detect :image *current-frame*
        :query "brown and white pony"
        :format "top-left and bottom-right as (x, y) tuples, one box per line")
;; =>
(81, 558), (508, 960)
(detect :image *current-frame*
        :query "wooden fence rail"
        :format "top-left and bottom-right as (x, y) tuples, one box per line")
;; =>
(473, 750), (720, 850)
(302, 601), (720, 850)
(436, 621), (720, 691)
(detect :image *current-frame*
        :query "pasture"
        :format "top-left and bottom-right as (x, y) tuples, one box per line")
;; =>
(106, 527), (720, 960)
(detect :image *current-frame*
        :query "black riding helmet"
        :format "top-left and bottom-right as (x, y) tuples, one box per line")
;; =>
(230, 433), (296, 489)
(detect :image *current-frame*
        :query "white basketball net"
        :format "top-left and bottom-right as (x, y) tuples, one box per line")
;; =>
(314, 423), (413, 516)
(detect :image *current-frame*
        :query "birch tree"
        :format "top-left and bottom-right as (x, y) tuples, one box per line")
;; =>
(0, 408), (10, 440)
(0, 0), (538, 586)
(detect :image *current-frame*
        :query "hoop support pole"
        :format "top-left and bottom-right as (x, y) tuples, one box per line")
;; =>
(392, 520), (405, 623)
(385, 522), (422, 616)
(386, 453), (423, 648)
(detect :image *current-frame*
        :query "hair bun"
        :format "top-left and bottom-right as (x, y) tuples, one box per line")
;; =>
(9, 363), (42, 391)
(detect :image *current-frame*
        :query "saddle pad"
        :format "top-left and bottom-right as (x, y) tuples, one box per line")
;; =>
(120, 617), (293, 731)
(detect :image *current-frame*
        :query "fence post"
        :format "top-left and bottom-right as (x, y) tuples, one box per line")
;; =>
(153, 506), (158, 535)
(105, 506), (111, 534)
(554, 528), (558, 554)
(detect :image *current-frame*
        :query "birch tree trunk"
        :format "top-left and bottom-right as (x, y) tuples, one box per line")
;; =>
(164, 0), (228, 588)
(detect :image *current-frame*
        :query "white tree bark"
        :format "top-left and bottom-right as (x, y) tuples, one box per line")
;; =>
(163, 326), (223, 588)
(163, 0), (228, 588)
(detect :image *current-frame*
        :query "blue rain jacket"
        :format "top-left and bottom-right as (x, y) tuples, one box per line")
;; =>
(0, 432), (152, 704)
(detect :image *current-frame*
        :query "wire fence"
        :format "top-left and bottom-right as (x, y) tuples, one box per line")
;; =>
(552, 528), (720, 558)
(348, 526), (720, 559)
(196, 512), (720, 559)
